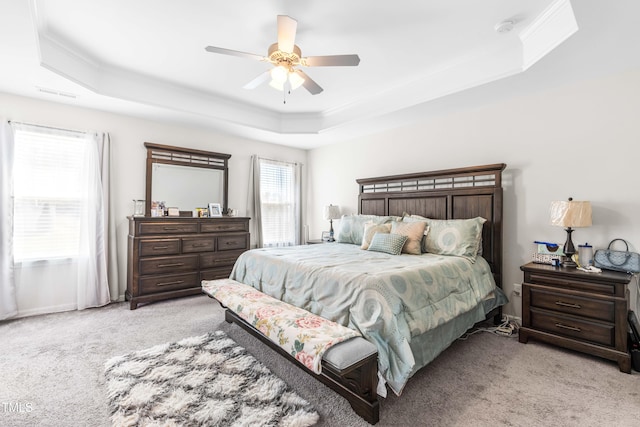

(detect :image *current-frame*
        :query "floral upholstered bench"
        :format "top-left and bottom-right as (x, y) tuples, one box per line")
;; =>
(202, 278), (380, 424)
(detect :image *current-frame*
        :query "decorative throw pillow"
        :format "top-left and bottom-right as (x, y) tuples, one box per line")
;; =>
(391, 220), (427, 255)
(423, 217), (486, 262)
(361, 221), (392, 250)
(367, 233), (408, 255)
(402, 216), (431, 253)
(336, 214), (394, 245)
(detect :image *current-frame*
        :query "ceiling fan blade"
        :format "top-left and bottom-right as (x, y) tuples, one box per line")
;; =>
(303, 54), (361, 67)
(205, 46), (265, 61)
(277, 15), (297, 53)
(243, 70), (271, 90)
(295, 70), (323, 95)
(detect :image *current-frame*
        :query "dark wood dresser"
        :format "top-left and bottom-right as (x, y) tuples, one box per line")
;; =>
(126, 216), (250, 309)
(519, 262), (632, 372)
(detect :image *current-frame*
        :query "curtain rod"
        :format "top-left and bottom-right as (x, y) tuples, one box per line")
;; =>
(256, 155), (303, 167)
(8, 120), (88, 135)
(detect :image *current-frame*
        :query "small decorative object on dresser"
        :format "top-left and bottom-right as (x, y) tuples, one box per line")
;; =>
(519, 262), (632, 373)
(126, 216), (250, 309)
(208, 202), (222, 217)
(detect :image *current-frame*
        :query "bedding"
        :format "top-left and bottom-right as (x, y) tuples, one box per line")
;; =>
(229, 242), (506, 395)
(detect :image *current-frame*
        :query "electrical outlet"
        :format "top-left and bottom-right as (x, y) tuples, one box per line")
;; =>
(512, 283), (522, 297)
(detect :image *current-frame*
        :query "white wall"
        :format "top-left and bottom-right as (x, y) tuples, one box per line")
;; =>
(3, 68), (639, 318)
(308, 69), (640, 318)
(0, 92), (307, 303)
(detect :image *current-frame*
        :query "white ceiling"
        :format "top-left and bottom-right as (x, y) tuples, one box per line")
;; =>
(0, 0), (638, 149)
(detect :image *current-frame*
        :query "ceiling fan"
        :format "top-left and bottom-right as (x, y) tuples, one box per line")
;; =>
(205, 15), (360, 95)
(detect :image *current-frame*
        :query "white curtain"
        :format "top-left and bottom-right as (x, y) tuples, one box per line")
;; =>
(0, 119), (17, 320)
(247, 155), (264, 248)
(76, 132), (112, 309)
(247, 155), (302, 248)
(8, 123), (112, 316)
(99, 134), (121, 302)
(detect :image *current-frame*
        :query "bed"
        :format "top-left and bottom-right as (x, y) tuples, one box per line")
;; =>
(227, 163), (507, 420)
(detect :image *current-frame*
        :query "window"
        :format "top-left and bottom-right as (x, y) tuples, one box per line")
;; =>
(259, 158), (299, 247)
(12, 126), (92, 262)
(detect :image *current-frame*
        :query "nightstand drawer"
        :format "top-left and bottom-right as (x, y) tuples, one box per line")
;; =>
(529, 287), (615, 322)
(530, 308), (614, 347)
(528, 272), (615, 296)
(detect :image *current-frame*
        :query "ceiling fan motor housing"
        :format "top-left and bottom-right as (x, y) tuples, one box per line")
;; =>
(268, 42), (302, 69)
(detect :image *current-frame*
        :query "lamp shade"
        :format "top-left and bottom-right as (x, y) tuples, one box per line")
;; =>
(323, 204), (341, 220)
(549, 200), (592, 228)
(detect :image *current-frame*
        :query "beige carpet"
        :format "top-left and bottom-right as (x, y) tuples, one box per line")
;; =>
(1, 294), (639, 426)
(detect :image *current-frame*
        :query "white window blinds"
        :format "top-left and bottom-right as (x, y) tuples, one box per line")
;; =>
(259, 158), (297, 247)
(12, 125), (92, 261)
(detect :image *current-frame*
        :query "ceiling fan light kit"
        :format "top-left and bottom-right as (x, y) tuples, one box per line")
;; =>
(205, 15), (360, 98)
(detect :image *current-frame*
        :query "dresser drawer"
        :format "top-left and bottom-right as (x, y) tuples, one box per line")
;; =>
(530, 308), (614, 347)
(139, 239), (180, 256)
(139, 254), (198, 275)
(138, 221), (198, 235)
(529, 287), (615, 322)
(201, 267), (234, 281)
(200, 221), (248, 233)
(139, 272), (200, 294)
(217, 233), (249, 251)
(200, 249), (246, 269)
(182, 237), (215, 253)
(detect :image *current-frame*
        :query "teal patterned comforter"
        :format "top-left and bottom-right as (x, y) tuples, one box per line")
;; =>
(230, 243), (502, 395)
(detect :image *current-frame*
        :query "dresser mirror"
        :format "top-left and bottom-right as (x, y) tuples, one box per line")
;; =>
(144, 142), (230, 216)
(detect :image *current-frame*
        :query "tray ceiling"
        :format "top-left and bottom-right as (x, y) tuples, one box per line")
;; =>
(0, 0), (588, 147)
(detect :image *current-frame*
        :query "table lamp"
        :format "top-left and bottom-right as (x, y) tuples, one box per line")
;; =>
(323, 204), (341, 242)
(549, 197), (592, 267)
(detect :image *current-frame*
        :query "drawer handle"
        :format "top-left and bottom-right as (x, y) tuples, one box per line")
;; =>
(191, 243), (209, 248)
(156, 280), (184, 287)
(225, 241), (237, 245)
(153, 245), (169, 250)
(555, 323), (581, 332)
(555, 301), (581, 309)
(162, 227), (179, 231)
(157, 262), (184, 268)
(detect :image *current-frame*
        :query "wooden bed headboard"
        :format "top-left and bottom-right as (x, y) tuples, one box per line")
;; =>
(357, 163), (506, 289)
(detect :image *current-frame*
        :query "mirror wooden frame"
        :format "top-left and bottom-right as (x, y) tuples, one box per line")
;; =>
(144, 142), (231, 217)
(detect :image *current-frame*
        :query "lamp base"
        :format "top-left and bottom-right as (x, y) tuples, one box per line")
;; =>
(562, 259), (577, 268)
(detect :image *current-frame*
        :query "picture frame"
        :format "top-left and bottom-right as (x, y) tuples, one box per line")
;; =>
(322, 231), (331, 241)
(167, 207), (180, 217)
(208, 202), (222, 217)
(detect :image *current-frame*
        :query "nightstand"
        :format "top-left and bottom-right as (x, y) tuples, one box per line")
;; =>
(306, 239), (330, 244)
(519, 262), (632, 373)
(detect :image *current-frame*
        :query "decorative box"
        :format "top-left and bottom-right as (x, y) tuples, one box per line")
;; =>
(532, 241), (564, 265)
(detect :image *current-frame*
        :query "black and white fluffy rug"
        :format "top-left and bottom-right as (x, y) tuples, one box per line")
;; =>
(104, 331), (319, 426)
